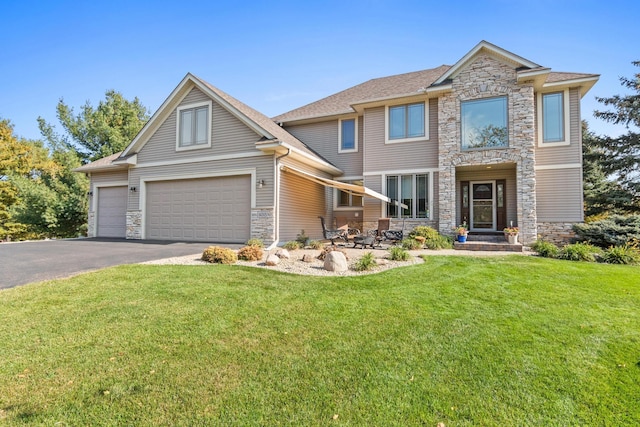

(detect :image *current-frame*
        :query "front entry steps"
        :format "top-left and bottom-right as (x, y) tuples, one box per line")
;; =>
(453, 233), (523, 252)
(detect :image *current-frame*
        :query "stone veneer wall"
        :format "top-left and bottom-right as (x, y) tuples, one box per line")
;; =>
(438, 53), (538, 244)
(251, 207), (275, 245)
(87, 211), (96, 237)
(361, 219), (437, 236)
(126, 210), (142, 239)
(537, 222), (576, 246)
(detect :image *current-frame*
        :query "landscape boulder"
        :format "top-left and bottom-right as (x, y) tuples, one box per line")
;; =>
(324, 251), (348, 272)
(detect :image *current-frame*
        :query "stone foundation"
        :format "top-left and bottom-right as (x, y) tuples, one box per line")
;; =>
(251, 208), (275, 245)
(87, 211), (96, 237)
(126, 210), (142, 239)
(537, 222), (576, 246)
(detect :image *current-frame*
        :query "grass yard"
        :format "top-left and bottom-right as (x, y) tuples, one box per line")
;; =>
(1, 256), (639, 425)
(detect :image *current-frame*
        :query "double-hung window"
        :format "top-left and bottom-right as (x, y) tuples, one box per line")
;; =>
(336, 180), (363, 209)
(339, 118), (357, 153)
(386, 174), (429, 218)
(538, 90), (570, 146)
(176, 101), (212, 150)
(461, 96), (508, 150)
(387, 102), (426, 142)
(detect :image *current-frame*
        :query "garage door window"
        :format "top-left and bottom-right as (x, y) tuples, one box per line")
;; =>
(176, 101), (212, 150)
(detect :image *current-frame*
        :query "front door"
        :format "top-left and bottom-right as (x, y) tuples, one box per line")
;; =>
(471, 181), (495, 231)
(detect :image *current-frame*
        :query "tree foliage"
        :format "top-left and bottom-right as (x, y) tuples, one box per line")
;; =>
(40, 90), (150, 162)
(582, 122), (639, 215)
(592, 60), (640, 196)
(0, 118), (88, 240)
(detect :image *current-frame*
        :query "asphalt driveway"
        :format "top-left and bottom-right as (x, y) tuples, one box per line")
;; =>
(0, 238), (238, 289)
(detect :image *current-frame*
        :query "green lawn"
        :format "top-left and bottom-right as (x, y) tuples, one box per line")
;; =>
(1, 256), (639, 425)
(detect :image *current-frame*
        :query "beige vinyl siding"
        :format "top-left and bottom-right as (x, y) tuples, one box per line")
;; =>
(536, 167), (583, 222)
(363, 175), (383, 224)
(90, 170), (128, 186)
(535, 88), (582, 166)
(285, 119), (363, 176)
(363, 99), (438, 173)
(137, 87), (263, 164)
(127, 155), (274, 210)
(279, 168), (327, 242)
(456, 168), (518, 226)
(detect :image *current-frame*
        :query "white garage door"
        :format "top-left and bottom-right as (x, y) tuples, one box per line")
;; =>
(146, 175), (251, 242)
(97, 186), (128, 238)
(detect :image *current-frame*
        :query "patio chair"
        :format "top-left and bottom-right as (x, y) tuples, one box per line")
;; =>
(318, 216), (348, 245)
(373, 218), (405, 245)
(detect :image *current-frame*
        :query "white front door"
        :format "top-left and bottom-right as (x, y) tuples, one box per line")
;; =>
(470, 181), (496, 231)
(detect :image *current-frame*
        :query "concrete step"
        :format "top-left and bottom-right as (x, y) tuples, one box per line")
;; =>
(454, 240), (523, 252)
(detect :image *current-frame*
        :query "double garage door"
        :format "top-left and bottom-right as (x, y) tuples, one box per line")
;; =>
(145, 175), (251, 243)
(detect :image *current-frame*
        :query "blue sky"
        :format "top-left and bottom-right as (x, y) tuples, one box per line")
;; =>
(1, 0), (638, 143)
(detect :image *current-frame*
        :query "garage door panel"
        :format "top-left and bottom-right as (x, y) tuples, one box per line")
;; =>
(146, 176), (250, 243)
(97, 186), (127, 238)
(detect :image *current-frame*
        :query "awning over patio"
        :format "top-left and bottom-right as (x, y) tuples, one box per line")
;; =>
(280, 165), (408, 209)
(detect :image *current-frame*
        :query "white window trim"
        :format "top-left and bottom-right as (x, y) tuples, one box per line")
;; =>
(537, 89), (571, 147)
(381, 171), (433, 219)
(384, 101), (429, 144)
(338, 117), (358, 153)
(333, 176), (364, 211)
(176, 100), (213, 151)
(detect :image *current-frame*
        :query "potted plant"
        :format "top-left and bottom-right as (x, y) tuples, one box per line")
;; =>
(454, 223), (468, 243)
(503, 226), (519, 244)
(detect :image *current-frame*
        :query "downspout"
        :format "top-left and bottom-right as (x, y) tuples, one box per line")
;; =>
(266, 147), (291, 250)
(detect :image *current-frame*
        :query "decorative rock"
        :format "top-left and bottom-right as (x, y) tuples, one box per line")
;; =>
(323, 251), (347, 272)
(265, 254), (280, 266)
(276, 249), (290, 259)
(302, 254), (315, 263)
(375, 258), (389, 266)
(414, 236), (426, 244)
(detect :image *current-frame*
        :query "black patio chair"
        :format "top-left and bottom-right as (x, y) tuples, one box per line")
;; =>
(318, 216), (348, 245)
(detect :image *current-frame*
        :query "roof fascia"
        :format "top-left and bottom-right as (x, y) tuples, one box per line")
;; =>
(433, 40), (541, 85)
(542, 75), (600, 98)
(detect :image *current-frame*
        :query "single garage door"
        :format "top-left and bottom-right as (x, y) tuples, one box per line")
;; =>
(146, 175), (251, 242)
(97, 186), (128, 238)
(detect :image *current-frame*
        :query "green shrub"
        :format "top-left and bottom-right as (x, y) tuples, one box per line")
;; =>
(245, 238), (264, 248)
(573, 215), (640, 248)
(409, 226), (440, 241)
(308, 240), (324, 250)
(401, 238), (423, 250)
(283, 241), (303, 251)
(295, 230), (310, 245)
(601, 242), (640, 265)
(530, 240), (559, 258)
(424, 235), (453, 250)
(388, 246), (411, 261)
(237, 245), (264, 261)
(317, 246), (349, 261)
(201, 246), (238, 264)
(353, 252), (376, 271)
(558, 242), (601, 262)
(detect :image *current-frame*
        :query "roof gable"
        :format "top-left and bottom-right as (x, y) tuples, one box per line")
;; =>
(433, 40), (541, 85)
(120, 74), (333, 170)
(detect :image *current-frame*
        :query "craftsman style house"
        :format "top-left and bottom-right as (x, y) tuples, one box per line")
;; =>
(76, 41), (598, 246)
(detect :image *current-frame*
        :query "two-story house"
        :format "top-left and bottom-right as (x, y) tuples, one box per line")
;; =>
(76, 41), (598, 246)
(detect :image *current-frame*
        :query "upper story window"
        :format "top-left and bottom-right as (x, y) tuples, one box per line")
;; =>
(537, 89), (570, 146)
(339, 118), (357, 153)
(461, 96), (508, 150)
(176, 101), (212, 151)
(386, 173), (429, 219)
(386, 102), (427, 143)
